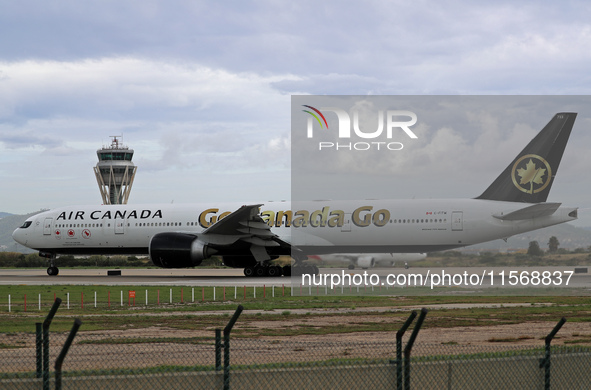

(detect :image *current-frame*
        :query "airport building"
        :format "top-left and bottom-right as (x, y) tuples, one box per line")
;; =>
(93, 136), (137, 204)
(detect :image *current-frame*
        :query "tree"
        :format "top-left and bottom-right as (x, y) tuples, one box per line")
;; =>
(548, 236), (560, 253)
(527, 241), (544, 256)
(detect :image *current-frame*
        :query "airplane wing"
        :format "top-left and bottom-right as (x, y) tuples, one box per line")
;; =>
(202, 204), (299, 261)
(203, 204), (265, 235)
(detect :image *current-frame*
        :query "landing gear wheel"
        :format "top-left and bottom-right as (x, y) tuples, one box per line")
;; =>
(255, 266), (267, 277)
(348, 264), (355, 270)
(267, 266), (281, 277)
(244, 267), (255, 277)
(47, 266), (59, 276)
(404, 262), (409, 269)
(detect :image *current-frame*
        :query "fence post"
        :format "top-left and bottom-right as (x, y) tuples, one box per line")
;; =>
(43, 298), (62, 390)
(55, 318), (82, 390)
(403, 308), (428, 390)
(395, 311), (417, 390)
(215, 328), (222, 371)
(36, 323), (42, 378)
(539, 317), (566, 390)
(223, 305), (244, 390)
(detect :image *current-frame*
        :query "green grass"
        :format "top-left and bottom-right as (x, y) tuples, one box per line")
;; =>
(0, 364), (218, 380)
(2, 284), (591, 335)
(0, 343), (24, 349)
(488, 336), (534, 343)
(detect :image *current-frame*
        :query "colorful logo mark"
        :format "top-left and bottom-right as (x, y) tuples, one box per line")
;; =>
(302, 105), (328, 129)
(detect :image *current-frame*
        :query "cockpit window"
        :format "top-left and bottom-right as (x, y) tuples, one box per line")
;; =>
(19, 221), (32, 229)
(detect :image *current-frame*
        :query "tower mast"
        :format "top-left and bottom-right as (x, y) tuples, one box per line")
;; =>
(93, 136), (137, 204)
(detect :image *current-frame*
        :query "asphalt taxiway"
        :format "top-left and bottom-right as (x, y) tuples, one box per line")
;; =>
(0, 267), (589, 293)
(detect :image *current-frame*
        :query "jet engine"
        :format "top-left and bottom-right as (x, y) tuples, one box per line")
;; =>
(149, 233), (216, 268)
(357, 256), (375, 269)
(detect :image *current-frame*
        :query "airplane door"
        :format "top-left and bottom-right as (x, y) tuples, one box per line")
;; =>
(451, 212), (463, 231)
(43, 218), (53, 235)
(115, 219), (125, 234)
(342, 214), (351, 232)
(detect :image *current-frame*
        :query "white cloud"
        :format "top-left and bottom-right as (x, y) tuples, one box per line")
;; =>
(0, 58), (299, 122)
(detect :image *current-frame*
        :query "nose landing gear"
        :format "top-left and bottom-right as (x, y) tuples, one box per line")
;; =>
(39, 251), (59, 276)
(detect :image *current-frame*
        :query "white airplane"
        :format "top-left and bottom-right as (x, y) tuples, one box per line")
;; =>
(13, 113), (578, 277)
(309, 253), (427, 270)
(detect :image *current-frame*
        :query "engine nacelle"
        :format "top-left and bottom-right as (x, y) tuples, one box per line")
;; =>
(357, 256), (375, 269)
(149, 233), (216, 268)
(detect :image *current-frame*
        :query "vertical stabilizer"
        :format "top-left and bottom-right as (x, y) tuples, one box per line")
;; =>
(476, 113), (576, 203)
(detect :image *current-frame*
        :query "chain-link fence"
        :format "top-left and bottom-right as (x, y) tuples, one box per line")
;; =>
(2, 328), (591, 389)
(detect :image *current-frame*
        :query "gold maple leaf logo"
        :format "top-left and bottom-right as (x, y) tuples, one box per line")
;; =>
(516, 159), (546, 193)
(511, 154), (552, 195)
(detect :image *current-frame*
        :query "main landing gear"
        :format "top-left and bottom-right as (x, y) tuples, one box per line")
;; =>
(39, 251), (59, 276)
(243, 264), (290, 277)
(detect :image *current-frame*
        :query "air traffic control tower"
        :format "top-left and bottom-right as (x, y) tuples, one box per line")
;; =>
(93, 136), (137, 204)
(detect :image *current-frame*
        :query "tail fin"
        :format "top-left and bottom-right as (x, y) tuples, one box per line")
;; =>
(476, 112), (576, 203)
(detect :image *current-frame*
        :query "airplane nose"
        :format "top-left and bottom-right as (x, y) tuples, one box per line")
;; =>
(12, 228), (26, 245)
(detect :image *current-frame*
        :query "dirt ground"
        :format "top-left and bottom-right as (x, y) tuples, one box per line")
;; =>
(77, 314), (589, 347)
(2, 304), (590, 372)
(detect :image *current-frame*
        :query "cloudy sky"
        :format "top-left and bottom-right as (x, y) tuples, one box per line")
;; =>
(1, 1), (591, 225)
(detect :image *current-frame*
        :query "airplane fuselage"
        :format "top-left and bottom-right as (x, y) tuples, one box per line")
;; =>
(13, 199), (577, 257)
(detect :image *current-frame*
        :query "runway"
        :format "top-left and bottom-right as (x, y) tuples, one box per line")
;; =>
(0, 268), (259, 286)
(0, 266), (590, 292)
